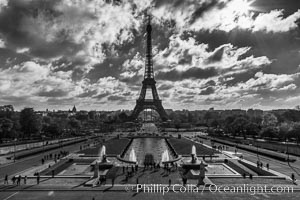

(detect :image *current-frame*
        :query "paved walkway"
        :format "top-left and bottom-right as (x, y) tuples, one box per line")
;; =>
(195, 136), (300, 185)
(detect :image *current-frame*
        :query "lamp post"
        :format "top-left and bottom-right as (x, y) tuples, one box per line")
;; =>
(286, 137), (289, 162)
(41, 135), (45, 158)
(256, 144), (259, 161)
(13, 138), (17, 162)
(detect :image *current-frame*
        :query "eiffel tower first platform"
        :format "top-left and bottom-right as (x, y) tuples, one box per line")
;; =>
(130, 16), (168, 121)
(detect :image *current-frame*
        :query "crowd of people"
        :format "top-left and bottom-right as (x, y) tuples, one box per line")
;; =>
(4, 174), (28, 185)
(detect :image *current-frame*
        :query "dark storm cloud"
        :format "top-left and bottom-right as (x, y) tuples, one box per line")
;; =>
(158, 83), (173, 90)
(154, 0), (227, 25)
(204, 80), (216, 87)
(161, 92), (170, 98)
(178, 49), (193, 65)
(187, 28), (300, 75)
(119, 74), (143, 86)
(186, 28), (299, 55)
(93, 92), (110, 100)
(252, 0), (300, 16)
(77, 90), (98, 98)
(0, 48), (31, 69)
(220, 70), (259, 87)
(0, 0), (83, 59)
(107, 95), (127, 101)
(1, 95), (29, 102)
(189, 0), (227, 24)
(47, 97), (75, 105)
(205, 46), (225, 64)
(87, 58), (124, 83)
(156, 67), (218, 81)
(199, 87), (215, 95)
(36, 89), (68, 97)
(121, 92), (133, 96)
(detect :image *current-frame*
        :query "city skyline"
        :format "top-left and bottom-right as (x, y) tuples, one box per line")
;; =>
(0, 0), (300, 111)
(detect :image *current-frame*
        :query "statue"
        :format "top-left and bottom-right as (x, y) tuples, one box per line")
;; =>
(93, 161), (99, 178)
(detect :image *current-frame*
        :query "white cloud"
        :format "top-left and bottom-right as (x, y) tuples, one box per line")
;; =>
(0, 61), (75, 101)
(0, 0), (7, 11)
(253, 10), (300, 33)
(153, 0), (300, 33)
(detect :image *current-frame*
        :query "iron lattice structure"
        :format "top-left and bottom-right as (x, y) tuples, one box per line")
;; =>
(130, 16), (168, 121)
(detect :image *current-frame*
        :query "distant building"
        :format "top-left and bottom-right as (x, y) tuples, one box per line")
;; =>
(72, 105), (77, 113)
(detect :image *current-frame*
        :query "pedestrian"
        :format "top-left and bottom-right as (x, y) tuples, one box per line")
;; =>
(12, 176), (16, 185)
(4, 174), (8, 184)
(260, 162), (263, 168)
(24, 176), (27, 184)
(18, 175), (21, 185)
(266, 163), (269, 170)
(291, 173), (296, 184)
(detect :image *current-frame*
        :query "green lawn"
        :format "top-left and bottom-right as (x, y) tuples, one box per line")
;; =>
(168, 138), (218, 156)
(78, 138), (130, 155)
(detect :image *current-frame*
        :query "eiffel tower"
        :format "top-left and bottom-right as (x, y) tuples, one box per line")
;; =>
(130, 16), (168, 121)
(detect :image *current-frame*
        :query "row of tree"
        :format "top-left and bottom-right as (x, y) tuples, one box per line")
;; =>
(0, 106), (84, 143)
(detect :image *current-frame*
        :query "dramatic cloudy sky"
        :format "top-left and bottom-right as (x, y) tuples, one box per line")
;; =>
(0, 0), (300, 111)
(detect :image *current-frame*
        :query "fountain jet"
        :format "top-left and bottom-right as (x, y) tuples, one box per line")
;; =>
(98, 145), (107, 163)
(129, 148), (137, 163)
(161, 150), (170, 162)
(191, 145), (197, 163)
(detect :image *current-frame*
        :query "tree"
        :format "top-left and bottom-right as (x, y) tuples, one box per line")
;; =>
(261, 127), (278, 139)
(0, 118), (13, 143)
(278, 122), (290, 140)
(245, 122), (260, 136)
(118, 112), (128, 122)
(203, 112), (212, 125)
(230, 117), (249, 138)
(68, 118), (81, 133)
(211, 119), (219, 128)
(223, 116), (236, 135)
(287, 122), (300, 144)
(0, 105), (14, 119)
(43, 123), (61, 138)
(19, 108), (41, 138)
(261, 113), (278, 127)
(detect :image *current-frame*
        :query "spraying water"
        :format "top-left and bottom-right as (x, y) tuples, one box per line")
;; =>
(129, 148), (137, 163)
(98, 145), (106, 162)
(191, 145), (196, 156)
(161, 150), (170, 162)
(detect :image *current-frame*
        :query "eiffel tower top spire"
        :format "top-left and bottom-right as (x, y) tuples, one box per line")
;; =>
(145, 15), (154, 79)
